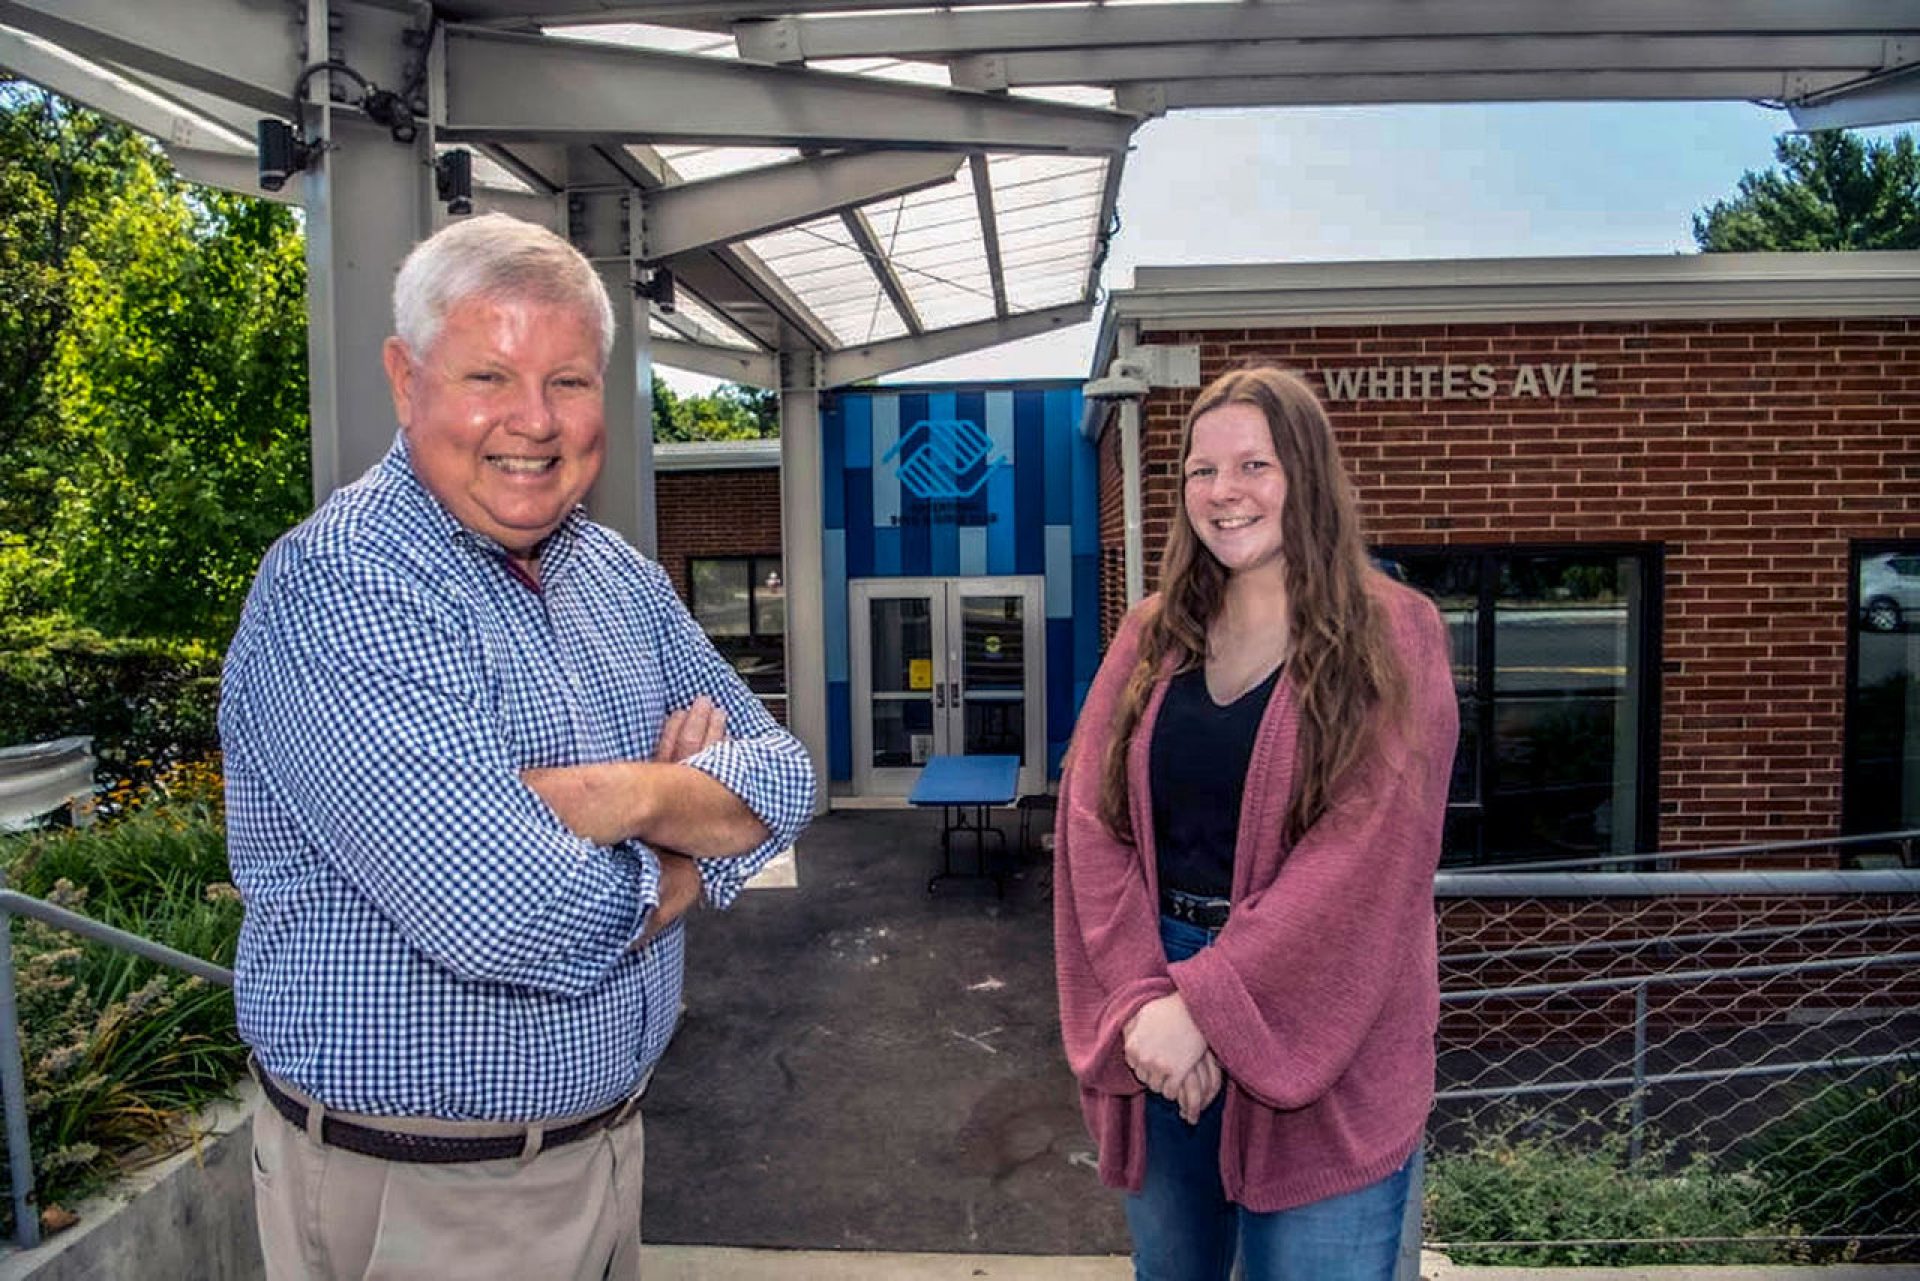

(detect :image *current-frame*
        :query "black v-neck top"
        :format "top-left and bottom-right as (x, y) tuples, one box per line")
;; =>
(1148, 662), (1284, 899)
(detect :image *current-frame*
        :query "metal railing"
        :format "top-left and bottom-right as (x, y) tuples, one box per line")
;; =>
(1431, 855), (1920, 1264)
(0, 875), (233, 1250)
(5, 828), (1919, 1257)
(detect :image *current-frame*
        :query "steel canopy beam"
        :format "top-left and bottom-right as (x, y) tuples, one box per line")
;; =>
(670, 246), (840, 353)
(1124, 68), (1861, 112)
(983, 36), (1907, 89)
(1789, 65), (1920, 129)
(440, 24), (1135, 153)
(744, 1), (1920, 63)
(0, 24), (251, 152)
(165, 146), (295, 203)
(652, 337), (777, 388)
(728, 2), (1920, 62)
(840, 207), (923, 336)
(100, 62), (265, 142)
(0, 0), (301, 115)
(822, 301), (1088, 386)
(969, 154), (1009, 319)
(443, 0), (1083, 23)
(641, 150), (962, 262)
(1083, 154), (1124, 309)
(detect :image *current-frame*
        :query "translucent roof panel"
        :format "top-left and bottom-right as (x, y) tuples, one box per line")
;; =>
(647, 143), (802, 184)
(872, 166), (993, 332)
(550, 23), (735, 58)
(744, 219), (909, 348)
(811, 57), (957, 89)
(989, 154), (1109, 313)
(509, 15), (1124, 357)
(1011, 85), (1118, 110)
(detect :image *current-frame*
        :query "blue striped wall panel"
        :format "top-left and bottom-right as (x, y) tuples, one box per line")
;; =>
(1045, 617), (1073, 769)
(822, 403), (846, 532)
(1071, 397), (1099, 556)
(985, 389), (1018, 574)
(823, 530), (848, 684)
(820, 381), (1094, 781)
(1043, 393), (1072, 526)
(1013, 393), (1045, 575)
(845, 470), (874, 578)
(828, 679), (851, 782)
(873, 526), (901, 576)
(870, 396), (900, 530)
(843, 393), (872, 471)
(959, 526), (988, 576)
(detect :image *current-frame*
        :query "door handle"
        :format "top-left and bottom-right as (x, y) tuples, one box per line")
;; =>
(949, 681), (961, 705)
(934, 683), (945, 708)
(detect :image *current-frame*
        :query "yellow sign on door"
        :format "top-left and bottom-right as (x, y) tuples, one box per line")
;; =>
(909, 658), (933, 691)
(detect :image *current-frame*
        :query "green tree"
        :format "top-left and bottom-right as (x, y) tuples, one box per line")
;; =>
(650, 373), (683, 441)
(711, 382), (779, 438)
(43, 167), (310, 641)
(652, 378), (780, 442)
(1693, 129), (1920, 251)
(0, 81), (149, 535)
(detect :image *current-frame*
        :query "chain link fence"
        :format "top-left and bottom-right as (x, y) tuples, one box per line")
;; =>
(1427, 863), (1920, 1267)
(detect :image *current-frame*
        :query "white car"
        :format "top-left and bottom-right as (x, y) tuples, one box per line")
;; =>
(1859, 552), (1920, 632)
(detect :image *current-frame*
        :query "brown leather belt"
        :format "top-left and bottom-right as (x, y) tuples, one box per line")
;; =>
(254, 1064), (643, 1165)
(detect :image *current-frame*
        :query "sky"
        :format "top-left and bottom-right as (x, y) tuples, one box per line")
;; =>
(658, 100), (1905, 394)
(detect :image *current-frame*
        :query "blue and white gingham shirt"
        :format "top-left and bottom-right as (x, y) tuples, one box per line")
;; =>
(220, 437), (814, 1120)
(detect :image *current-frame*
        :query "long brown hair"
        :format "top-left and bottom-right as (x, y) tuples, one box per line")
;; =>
(1098, 364), (1405, 846)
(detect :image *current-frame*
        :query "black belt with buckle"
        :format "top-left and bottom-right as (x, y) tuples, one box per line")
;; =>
(1160, 889), (1231, 930)
(255, 1066), (640, 1165)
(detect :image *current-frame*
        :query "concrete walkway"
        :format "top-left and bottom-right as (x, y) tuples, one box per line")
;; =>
(640, 1248), (1920, 1281)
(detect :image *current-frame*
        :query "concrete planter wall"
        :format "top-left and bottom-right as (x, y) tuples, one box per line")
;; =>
(1, 1085), (262, 1281)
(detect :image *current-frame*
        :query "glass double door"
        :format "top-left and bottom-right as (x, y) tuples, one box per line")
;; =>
(850, 576), (1045, 797)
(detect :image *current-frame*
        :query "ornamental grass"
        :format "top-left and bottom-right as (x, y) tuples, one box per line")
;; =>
(1, 756), (244, 1237)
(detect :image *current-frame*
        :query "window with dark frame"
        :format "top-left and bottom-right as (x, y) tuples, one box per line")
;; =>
(1377, 544), (1661, 869)
(1844, 539), (1920, 863)
(688, 555), (786, 701)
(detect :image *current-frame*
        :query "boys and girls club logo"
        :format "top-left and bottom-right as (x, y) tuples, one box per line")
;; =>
(883, 418), (1006, 500)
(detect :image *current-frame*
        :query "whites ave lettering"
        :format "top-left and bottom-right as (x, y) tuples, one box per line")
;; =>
(1318, 362), (1599, 402)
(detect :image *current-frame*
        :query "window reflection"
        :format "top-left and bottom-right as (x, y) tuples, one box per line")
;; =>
(1847, 544), (1920, 855)
(1384, 546), (1654, 868)
(689, 555), (787, 700)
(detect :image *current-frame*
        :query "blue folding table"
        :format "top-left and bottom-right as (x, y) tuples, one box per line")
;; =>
(909, 754), (1020, 896)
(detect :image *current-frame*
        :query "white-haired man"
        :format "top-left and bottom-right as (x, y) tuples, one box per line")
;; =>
(221, 213), (815, 1279)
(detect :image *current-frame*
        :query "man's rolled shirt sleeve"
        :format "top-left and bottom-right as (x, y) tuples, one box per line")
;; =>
(234, 547), (661, 996)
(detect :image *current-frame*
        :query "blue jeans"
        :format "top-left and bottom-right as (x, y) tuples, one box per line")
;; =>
(1124, 915), (1418, 1281)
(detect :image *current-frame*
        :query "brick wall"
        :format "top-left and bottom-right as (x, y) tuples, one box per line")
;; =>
(654, 467), (784, 602)
(655, 466), (787, 724)
(1098, 317), (1920, 853)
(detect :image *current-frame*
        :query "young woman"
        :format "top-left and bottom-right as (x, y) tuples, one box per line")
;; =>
(1054, 364), (1459, 1281)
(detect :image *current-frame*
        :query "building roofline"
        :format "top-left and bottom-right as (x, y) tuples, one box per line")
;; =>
(1090, 250), (1920, 387)
(655, 438), (781, 472)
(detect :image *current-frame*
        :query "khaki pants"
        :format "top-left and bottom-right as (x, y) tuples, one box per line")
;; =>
(251, 1093), (644, 1281)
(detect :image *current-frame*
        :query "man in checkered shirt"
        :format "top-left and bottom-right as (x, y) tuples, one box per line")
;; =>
(221, 213), (815, 1280)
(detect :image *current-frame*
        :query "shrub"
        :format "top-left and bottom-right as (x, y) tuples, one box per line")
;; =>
(1746, 1068), (1920, 1261)
(1426, 1112), (1799, 1266)
(1, 788), (243, 1235)
(0, 618), (220, 795)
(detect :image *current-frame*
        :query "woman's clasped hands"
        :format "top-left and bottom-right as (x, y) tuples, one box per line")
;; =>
(1124, 993), (1224, 1124)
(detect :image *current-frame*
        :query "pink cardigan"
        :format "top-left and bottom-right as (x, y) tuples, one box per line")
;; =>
(1053, 577), (1458, 1212)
